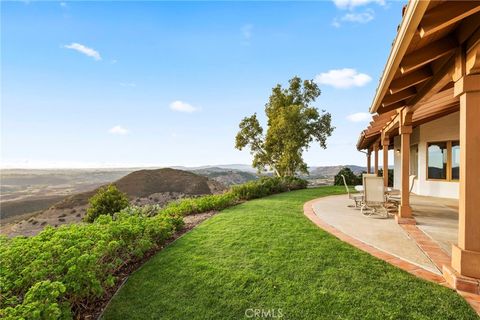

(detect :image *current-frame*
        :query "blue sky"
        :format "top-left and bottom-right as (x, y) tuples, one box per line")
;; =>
(1, 0), (404, 168)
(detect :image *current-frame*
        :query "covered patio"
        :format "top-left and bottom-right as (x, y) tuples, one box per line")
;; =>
(312, 194), (458, 275)
(355, 0), (480, 294)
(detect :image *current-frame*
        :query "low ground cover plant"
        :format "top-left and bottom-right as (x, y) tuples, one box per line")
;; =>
(0, 177), (307, 319)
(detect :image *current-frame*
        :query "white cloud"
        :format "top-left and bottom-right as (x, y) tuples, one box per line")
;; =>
(109, 125), (129, 135)
(64, 43), (101, 61)
(333, 0), (385, 10)
(341, 9), (374, 23)
(346, 112), (371, 122)
(119, 82), (136, 87)
(169, 100), (198, 113)
(314, 68), (372, 89)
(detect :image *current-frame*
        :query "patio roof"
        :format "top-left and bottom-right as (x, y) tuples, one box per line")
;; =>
(357, 0), (480, 151)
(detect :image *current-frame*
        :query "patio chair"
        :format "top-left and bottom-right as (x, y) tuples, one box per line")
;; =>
(362, 173), (377, 185)
(388, 175), (416, 206)
(361, 176), (388, 217)
(341, 174), (363, 208)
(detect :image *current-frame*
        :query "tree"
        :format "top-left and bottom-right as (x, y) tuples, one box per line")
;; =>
(84, 185), (129, 222)
(235, 76), (334, 177)
(334, 167), (362, 186)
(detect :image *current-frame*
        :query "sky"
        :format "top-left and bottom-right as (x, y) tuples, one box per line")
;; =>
(1, 0), (405, 169)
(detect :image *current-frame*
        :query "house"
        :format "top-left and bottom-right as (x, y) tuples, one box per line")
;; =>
(356, 0), (480, 291)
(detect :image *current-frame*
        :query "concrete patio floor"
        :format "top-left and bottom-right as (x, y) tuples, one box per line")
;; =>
(312, 194), (459, 275)
(411, 195), (458, 255)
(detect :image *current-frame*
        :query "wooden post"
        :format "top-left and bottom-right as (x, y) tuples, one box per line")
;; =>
(451, 51), (480, 278)
(397, 108), (414, 223)
(374, 144), (379, 175)
(367, 150), (371, 174)
(382, 138), (390, 187)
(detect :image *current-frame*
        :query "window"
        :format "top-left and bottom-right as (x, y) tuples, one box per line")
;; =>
(451, 141), (460, 180)
(427, 140), (459, 181)
(410, 144), (418, 176)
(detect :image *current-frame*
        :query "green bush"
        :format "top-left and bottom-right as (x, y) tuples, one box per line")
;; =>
(84, 185), (129, 222)
(231, 176), (307, 200)
(118, 204), (163, 217)
(0, 212), (183, 319)
(160, 192), (237, 216)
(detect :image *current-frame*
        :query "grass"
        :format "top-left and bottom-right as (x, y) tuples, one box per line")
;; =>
(103, 186), (478, 320)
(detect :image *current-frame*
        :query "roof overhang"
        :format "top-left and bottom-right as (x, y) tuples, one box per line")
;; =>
(357, 0), (480, 151)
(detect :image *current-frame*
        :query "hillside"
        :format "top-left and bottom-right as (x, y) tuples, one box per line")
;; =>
(308, 165), (366, 178)
(53, 168), (223, 210)
(190, 167), (257, 186)
(1, 169), (225, 237)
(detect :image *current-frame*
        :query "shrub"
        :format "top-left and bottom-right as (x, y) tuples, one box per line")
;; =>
(0, 212), (183, 319)
(231, 176), (307, 200)
(118, 204), (163, 217)
(333, 168), (362, 186)
(84, 185), (129, 223)
(160, 192), (237, 216)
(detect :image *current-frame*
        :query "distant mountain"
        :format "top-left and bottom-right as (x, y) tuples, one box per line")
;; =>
(190, 167), (258, 186)
(171, 164), (257, 173)
(307, 165), (367, 179)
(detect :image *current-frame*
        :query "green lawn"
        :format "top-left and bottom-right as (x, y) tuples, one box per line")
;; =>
(103, 187), (478, 319)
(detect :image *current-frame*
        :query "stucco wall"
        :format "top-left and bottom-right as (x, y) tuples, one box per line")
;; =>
(393, 112), (459, 199)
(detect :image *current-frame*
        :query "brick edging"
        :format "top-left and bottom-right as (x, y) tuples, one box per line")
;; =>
(303, 198), (480, 315)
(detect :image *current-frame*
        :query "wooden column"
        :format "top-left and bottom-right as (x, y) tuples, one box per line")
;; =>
(382, 138), (390, 187)
(373, 144), (379, 175)
(367, 150), (371, 174)
(397, 108), (413, 223)
(451, 56), (480, 278)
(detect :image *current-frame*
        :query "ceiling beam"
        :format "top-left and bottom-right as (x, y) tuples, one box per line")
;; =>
(419, 1), (480, 38)
(389, 67), (432, 94)
(382, 87), (417, 106)
(378, 101), (404, 114)
(400, 36), (457, 74)
(382, 112), (400, 135)
(408, 55), (455, 112)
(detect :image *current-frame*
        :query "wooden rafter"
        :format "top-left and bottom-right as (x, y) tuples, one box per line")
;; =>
(400, 36), (457, 74)
(408, 55), (455, 112)
(419, 1), (480, 38)
(382, 87), (416, 106)
(378, 101), (404, 114)
(389, 67), (432, 94)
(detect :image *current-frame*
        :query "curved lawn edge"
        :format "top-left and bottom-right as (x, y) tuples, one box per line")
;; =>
(103, 187), (479, 319)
